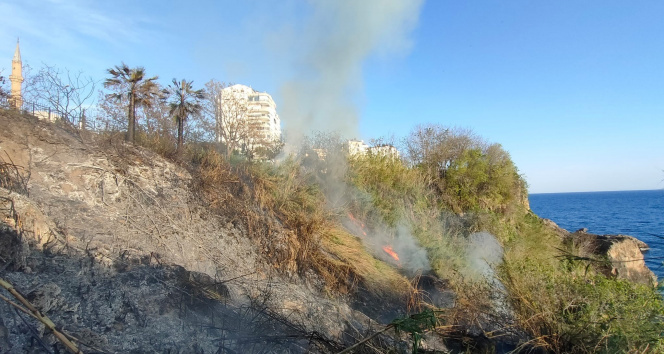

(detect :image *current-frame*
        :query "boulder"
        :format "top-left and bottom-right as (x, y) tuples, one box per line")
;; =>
(571, 229), (657, 286)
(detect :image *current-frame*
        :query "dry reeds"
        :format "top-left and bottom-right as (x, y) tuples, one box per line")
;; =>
(0, 152), (29, 195)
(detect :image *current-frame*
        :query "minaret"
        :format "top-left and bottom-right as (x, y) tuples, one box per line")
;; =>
(9, 38), (23, 108)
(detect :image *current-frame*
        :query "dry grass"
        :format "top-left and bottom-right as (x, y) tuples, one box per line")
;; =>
(319, 227), (411, 296)
(191, 151), (409, 296)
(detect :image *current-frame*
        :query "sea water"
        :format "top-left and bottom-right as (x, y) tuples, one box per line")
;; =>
(529, 189), (664, 280)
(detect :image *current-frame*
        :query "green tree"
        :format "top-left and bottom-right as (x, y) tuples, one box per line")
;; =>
(444, 148), (489, 211)
(167, 79), (205, 152)
(404, 124), (526, 213)
(0, 72), (7, 99)
(104, 63), (161, 143)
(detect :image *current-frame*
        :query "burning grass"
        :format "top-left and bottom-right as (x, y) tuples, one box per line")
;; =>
(320, 227), (411, 296)
(192, 150), (413, 297)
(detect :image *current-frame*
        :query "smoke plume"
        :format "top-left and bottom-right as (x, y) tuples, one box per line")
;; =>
(464, 232), (504, 281)
(384, 224), (431, 274)
(271, 0), (429, 275)
(343, 215), (430, 275)
(278, 0), (424, 153)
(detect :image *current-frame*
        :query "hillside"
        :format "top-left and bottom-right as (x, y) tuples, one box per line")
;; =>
(0, 110), (403, 353)
(0, 109), (663, 353)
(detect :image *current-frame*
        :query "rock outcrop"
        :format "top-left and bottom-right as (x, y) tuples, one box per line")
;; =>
(542, 219), (657, 286)
(571, 229), (657, 286)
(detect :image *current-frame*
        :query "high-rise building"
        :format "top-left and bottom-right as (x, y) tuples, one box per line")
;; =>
(218, 84), (281, 154)
(346, 139), (369, 156)
(9, 39), (23, 109)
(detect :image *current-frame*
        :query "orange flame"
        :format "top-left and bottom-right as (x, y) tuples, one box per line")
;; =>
(382, 245), (400, 262)
(347, 212), (367, 236)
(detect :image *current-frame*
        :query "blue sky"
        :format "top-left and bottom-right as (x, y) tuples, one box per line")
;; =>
(1, 0), (663, 193)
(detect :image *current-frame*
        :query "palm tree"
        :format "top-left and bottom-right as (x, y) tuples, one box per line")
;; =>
(167, 79), (205, 152)
(104, 63), (161, 143)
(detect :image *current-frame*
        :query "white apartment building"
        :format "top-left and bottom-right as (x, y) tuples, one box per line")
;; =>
(369, 144), (400, 160)
(345, 139), (400, 160)
(346, 139), (369, 156)
(219, 84), (281, 153)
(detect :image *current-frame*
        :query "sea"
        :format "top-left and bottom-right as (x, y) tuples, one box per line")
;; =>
(528, 189), (664, 280)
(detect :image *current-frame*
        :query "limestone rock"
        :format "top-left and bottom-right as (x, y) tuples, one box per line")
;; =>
(598, 234), (657, 286)
(571, 230), (657, 286)
(540, 218), (657, 286)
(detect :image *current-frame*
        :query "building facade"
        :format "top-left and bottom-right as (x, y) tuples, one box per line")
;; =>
(345, 139), (400, 160)
(368, 144), (400, 160)
(346, 139), (369, 156)
(218, 84), (281, 154)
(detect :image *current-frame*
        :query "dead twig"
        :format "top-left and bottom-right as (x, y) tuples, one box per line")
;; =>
(0, 278), (83, 353)
(337, 325), (394, 354)
(0, 152), (29, 195)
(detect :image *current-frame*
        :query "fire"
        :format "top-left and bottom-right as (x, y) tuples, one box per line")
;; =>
(382, 245), (400, 262)
(347, 212), (367, 236)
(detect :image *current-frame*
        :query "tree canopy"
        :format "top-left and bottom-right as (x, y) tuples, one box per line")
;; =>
(167, 78), (205, 152)
(104, 63), (161, 143)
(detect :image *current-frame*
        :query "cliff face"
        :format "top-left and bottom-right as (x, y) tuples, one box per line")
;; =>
(0, 112), (397, 353)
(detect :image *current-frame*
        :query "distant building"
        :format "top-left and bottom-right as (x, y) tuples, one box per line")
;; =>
(346, 139), (369, 156)
(218, 84), (281, 154)
(344, 139), (400, 160)
(9, 39), (23, 109)
(33, 110), (60, 122)
(368, 144), (400, 160)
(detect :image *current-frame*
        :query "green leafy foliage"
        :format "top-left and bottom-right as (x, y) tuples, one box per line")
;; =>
(391, 309), (439, 354)
(404, 124), (528, 214)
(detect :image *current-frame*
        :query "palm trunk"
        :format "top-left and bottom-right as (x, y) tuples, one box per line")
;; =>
(127, 93), (135, 143)
(177, 117), (184, 152)
(177, 80), (186, 152)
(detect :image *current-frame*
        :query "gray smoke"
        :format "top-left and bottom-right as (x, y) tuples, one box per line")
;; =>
(271, 0), (429, 273)
(385, 224), (431, 274)
(278, 0), (424, 153)
(464, 231), (514, 319)
(464, 232), (504, 282)
(343, 217), (430, 275)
